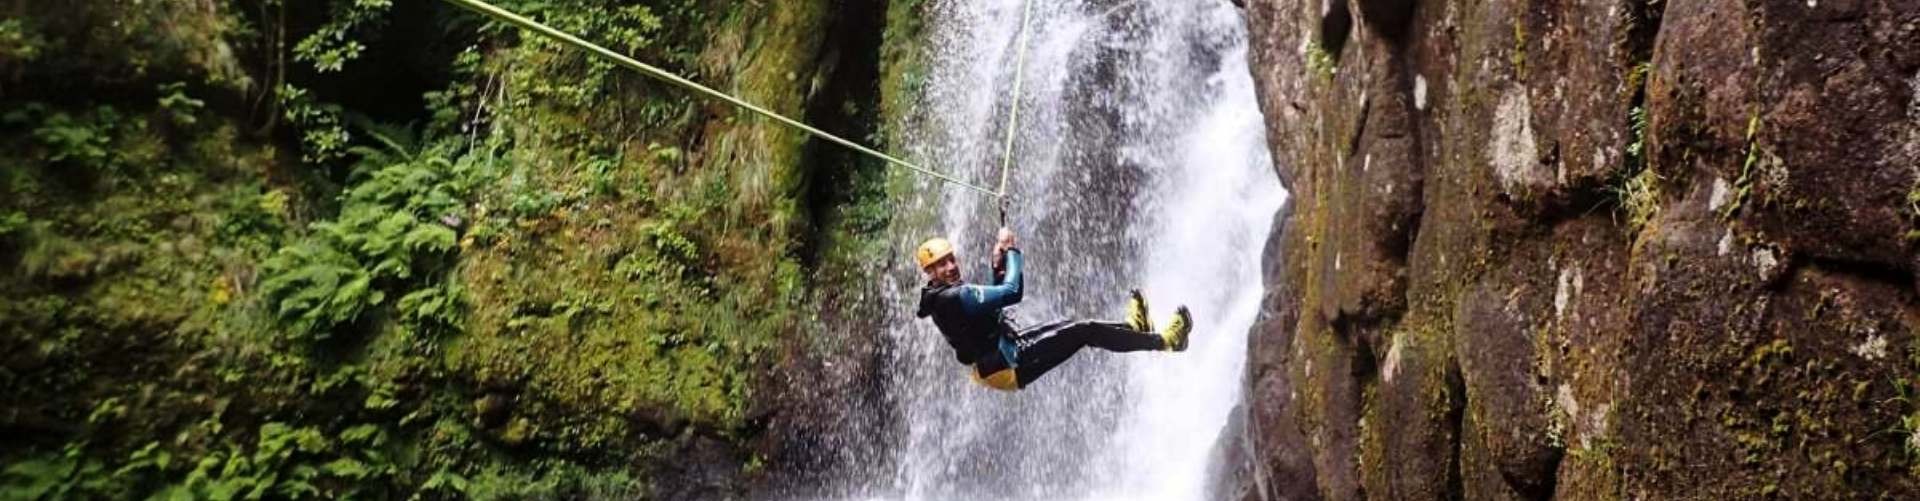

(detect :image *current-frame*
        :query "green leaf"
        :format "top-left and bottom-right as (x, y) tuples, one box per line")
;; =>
(333, 275), (372, 313)
(204, 479), (239, 501)
(291, 426), (328, 453)
(277, 479), (319, 498)
(422, 469), (469, 493)
(403, 224), (456, 253)
(341, 424), (381, 443)
(2, 457), (72, 499)
(321, 458), (369, 480)
(245, 472), (275, 499)
(148, 484), (195, 501)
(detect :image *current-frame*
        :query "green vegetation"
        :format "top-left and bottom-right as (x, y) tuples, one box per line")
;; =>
(1906, 186), (1920, 224)
(0, 18), (47, 63)
(2, 0), (896, 496)
(1306, 42), (1336, 79)
(1722, 112), (1761, 220)
(259, 131), (469, 340)
(1609, 93), (1661, 234)
(1871, 376), (1920, 477)
(1612, 165), (1661, 234)
(1511, 18), (1527, 78)
(294, 0), (395, 73)
(278, 85), (354, 164)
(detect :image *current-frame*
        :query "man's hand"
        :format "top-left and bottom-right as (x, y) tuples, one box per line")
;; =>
(992, 227), (1016, 271)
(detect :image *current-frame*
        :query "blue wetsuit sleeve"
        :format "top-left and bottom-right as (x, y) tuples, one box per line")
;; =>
(958, 249), (1023, 316)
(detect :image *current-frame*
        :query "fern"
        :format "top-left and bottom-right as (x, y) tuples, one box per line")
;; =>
(156, 82), (205, 126)
(397, 281), (463, 329)
(345, 115), (420, 163)
(261, 240), (379, 338)
(260, 139), (472, 341)
(147, 421), (395, 499)
(0, 443), (124, 499)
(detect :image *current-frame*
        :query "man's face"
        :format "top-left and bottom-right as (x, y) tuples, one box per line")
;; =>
(926, 255), (961, 285)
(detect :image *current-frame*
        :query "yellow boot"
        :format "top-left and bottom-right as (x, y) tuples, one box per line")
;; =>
(1126, 289), (1154, 333)
(1162, 305), (1193, 352)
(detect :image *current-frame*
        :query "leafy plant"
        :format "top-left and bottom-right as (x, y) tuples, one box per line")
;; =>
(260, 133), (471, 340)
(1511, 18), (1528, 76)
(1625, 104), (1648, 167)
(261, 238), (379, 337)
(1610, 167), (1660, 234)
(1722, 111), (1760, 220)
(0, 443), (126, 500)
(279, 85), (351, 163)
(507, 186), (562, 219)
(613, 221), (703, 284)
(216, 188), (290, 250)
(605, 4), (665, 53)
(1608, 101), (1660, 233)
(0, 18), (45, 63)
(1305, 42), (1335, 79)
(260, 199), (458, 337)
(0, 211), (27, 240)
(157, 82), (206, 126)
(294, 0), (394, 73)
(148, 422), (397, 500)
(455, 461), (639, 500)
(1907, 185), (1920, 221)
(0, 400), (144, 499)
(397, 279), (464, 330)
(31, 106), (120, 167)
(583, 154), (620, 197)
(1624, 61), (1653, 97)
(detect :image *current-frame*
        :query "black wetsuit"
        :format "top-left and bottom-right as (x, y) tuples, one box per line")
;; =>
(914, 248), (1166, 390)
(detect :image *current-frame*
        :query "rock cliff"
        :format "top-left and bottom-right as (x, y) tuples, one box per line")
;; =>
(1228, 0), (1920, 498)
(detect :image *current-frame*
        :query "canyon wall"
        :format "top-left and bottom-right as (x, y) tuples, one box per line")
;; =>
(1227, 0), (1920, 498)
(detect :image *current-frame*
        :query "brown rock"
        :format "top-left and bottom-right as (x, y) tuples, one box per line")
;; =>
(1649, 0), (1920, 270)
(1455, 280), (1560, 498)
(1236, 0), (1920, 497)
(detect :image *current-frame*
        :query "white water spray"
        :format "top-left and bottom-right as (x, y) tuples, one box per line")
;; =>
(859, 1), (1284, 499)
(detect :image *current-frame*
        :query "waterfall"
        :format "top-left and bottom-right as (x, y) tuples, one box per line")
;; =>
(857, 0), (1285, 499)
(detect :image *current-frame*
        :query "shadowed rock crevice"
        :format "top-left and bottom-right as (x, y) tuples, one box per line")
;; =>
(1443, 360), (1468, 501)
(1356, 0), (1415, 44)
(1320, 0), (1354, 61)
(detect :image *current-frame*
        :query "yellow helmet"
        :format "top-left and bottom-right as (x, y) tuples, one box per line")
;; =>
(915, 237), (955, 270)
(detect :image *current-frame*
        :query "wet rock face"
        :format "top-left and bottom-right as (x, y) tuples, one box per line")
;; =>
(1231, 0), (1920, 498)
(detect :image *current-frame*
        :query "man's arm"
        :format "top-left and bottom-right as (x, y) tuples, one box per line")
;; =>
(959, 227), (1023, 316)
(959, 248), (1023, 316)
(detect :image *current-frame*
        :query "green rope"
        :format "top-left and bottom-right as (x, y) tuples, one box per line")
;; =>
(440, 0), (1004, 198)
(995, 0), (1038, 221)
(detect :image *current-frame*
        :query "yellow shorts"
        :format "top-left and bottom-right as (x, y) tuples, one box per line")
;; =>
(970, 367), (1019, 391)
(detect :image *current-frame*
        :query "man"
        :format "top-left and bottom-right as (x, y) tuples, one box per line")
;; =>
(913, 227), (1193, 391)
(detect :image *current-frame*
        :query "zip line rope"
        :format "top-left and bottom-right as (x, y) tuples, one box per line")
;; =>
(440, 0), (1005, 198)
(994, 0), (1038, 224)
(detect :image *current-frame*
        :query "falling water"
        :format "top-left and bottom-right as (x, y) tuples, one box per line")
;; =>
(859, 0), (1284, 499)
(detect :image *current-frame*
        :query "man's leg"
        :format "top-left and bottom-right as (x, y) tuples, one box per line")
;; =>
(1012, 320), (1166, 387)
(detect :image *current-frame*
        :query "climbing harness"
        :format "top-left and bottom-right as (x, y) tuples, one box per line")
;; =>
(439, 0), (1007, 198)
